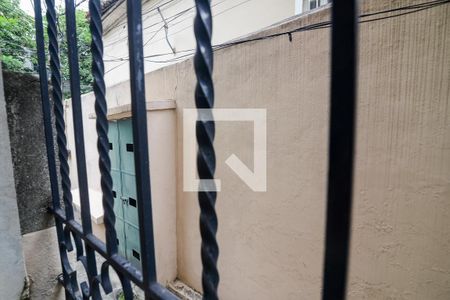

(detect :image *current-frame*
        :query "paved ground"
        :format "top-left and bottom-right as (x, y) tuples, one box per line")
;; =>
(22, 227), (127, 299)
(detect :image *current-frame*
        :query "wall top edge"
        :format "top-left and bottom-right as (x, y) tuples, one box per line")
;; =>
(87, 100), (176, 120)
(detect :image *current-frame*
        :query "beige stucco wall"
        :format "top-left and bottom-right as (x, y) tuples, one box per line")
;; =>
(151, 8), (331, 298)
(145, 1), (450, 298)
(66, 0), (449, 298)
(66, 95), (178, 285)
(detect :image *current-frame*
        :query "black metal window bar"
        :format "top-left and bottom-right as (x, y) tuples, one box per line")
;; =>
(33, 0), (357, 299)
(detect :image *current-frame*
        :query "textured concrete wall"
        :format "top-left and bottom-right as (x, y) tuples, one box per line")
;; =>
(0, 59), (27, 300)
(3, 72), (55, 234)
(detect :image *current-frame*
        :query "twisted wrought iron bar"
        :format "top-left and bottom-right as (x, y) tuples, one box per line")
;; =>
(193, 1), (219, 299)
(64, 0), (101, 297)
(45, 0), (75, 221)
(89, 0), (118, 257)
(34, 0), (71, 298)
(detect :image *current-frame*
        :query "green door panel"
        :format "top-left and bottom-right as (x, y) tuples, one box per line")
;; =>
(108, 121), (120, 169)
(115, 218), (126, 258)
(118, 119), (135, 174)
(108, 118), (142, 269)
(111, 170), (124, 217)
(118, 119), (140, 230)
(108, 121), (124, 219)
(121, 173), (139, 228)
(125, 223), (141, 270)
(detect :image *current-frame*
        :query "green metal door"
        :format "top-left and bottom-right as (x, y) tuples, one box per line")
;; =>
(108, 121), (127, 257)
(108, 119), (141, 269)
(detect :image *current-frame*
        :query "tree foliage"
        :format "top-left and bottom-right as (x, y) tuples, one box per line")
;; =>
(0, 0), (93, 96)
(0, 0), (35, 72)
(58, 8), (93, 95)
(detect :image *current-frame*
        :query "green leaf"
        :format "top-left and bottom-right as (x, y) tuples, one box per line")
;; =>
(1, 0), (93, 97)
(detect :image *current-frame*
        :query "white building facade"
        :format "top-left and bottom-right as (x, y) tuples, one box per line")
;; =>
(102, 0), (329, 87)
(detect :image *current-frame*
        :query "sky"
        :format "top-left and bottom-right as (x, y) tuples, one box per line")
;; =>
(19, 0), (35, 16)
(19, 0), (89, 16)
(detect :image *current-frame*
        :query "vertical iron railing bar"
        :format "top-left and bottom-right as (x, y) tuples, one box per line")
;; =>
(193, 0), (219, 299)
(88, 0), (118, 257)
(34, 0), (185, 298)
(125, 0), (158, 294)
(45, 0), (75, 221)
(33, 1), (71, 298)
(322, 1), (358, 300)
(64, 0), (101, 298)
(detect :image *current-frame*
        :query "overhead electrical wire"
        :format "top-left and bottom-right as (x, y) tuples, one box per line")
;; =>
(103, 0), (233, 48)
(104, 0), (181, 33)
(7, 0), (444, 76)
(101, 0), (233, 70)
(103, 0), (252, 67)
(103, 0), (449, 74)
(141, 0), (253, 49)
(102, 4), (188, 47)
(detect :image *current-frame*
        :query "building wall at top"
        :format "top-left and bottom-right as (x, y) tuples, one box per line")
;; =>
(102, 0), (296, 87)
